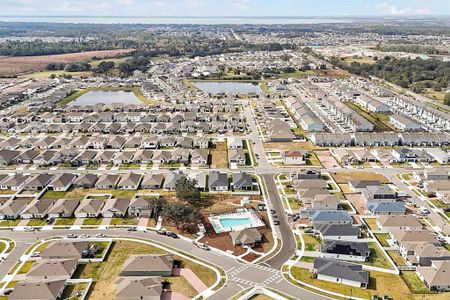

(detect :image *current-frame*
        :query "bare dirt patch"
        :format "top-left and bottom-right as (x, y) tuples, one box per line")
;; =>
(331, 172), (390, 184)
(0, 49), (133, 75)
(210, 141), (228, 168)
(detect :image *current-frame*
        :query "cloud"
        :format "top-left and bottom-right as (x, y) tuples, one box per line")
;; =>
(375, 2), (432, 15)
(231, 0), (253, 11)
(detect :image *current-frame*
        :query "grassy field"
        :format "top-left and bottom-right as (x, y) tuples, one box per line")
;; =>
(17, 261), (34, 274)
(89, 56), (132, 68)
(110, 218), (138, 226)
(345, 102), (395, 132)
(3, 49), (132, 75)
(401, 271), (434, 294)
(25, 70), (92, 79)
(331, 172), (390, 184)
(291, 267), (414, 300)
(0, 220), (20, 227)
(27, 219), (47, 226)
(342, 56), (376, 65)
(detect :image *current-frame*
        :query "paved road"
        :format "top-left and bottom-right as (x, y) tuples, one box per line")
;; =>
(261, 174), (297, 269)
(0, 229), (330, 300)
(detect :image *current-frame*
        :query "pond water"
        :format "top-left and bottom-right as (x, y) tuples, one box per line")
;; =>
(68, 90), (141, 106)
(192, 81), (261, 94)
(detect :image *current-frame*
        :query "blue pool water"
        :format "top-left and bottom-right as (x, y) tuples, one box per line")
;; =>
(219, 217), (252, 229)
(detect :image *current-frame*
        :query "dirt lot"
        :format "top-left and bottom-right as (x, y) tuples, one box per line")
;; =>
(331, 172), (390, 184)
(345, 193), (366, 215)
(315, 150), (340, 169)
(210, 141), (228, 168)
(0, 49), (133, 75)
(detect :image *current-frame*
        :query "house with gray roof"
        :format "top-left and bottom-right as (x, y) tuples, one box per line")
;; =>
(9, 280), (66, 300)
(321, 240), (370, 262)
(0, 149), (20, 165)
(230, 228), (262, 247)
(49, 173), (77, 192)
(117, 173), (142, 190)
(228, 149), (246, 165)
(366, 201), (406, 215)
(23, 173), (54, 191)
(26, 258), (78, 281)
(115, 277), (162, 300)
(313, 258), (369, 288)
(163, 171), (183, 191)
(120, 254), (174, 277)
(74, 199), (105, 218)
(232, 172), (253, 191)
(40, 241), (89, 260)
(0, 199), (30, 219)
(21, 198), (55, 219)
(141, 174), (164, 189)
(101, 198), (130, 218)
(0, 174), (29, 191)
(95, 174), (120, 189)
(73, 173), (98, 188)
(47, 199), (80, 219)
(208, 171), (228, 192)
(310, 210), (353, 226)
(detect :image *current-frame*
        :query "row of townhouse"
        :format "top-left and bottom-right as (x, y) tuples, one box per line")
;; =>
(331, 147), (447, 166)
(310, 132), (450, 147)
(0, 147), (212, 167)
(284, 96), (325, 132)
(377, 215), (450, 292)
(322, 96), (374, 132)
(0, 134), (211, 151)
(392, 95), (450, 130)
(1, 116), (245, 135)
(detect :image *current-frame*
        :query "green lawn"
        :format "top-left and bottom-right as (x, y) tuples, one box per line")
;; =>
(110, 218), (138, 226)
(303, 234), (321, 251)
(55, 218), (76, 226)
(299, 256), (315, 263)
(374, 233), (391, 247)
(364, 218), (380, 231)
(387, 250), (408, 267)
(27, 219), (47, 226)
(0, 220), (20, 227)
(401, 271), (434, 294)
(17, 261), (34, 274)
(82, 218), (103, 226)
(41, 190), (68, 199)
(360, 243), (394, 270)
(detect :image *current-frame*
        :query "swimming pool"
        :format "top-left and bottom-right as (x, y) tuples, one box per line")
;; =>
(219, 217), (252, 229)
(208, 209), (265, 233)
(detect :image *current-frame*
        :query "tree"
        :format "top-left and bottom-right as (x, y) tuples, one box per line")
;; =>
(175, 176), (201, 207)
(445, 93), (450, 106)
(149, 196), (166, 220)
(163, 203), (200, 231)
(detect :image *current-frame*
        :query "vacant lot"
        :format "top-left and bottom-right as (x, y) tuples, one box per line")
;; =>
(331, 172), (390, 184)
(210, 141), (228, 168)
(0, 49), (132, 75)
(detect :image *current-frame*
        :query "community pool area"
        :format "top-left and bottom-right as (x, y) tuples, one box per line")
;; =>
(209, 209), (265, 233)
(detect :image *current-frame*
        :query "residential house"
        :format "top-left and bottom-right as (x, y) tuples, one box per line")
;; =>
(47, 199), (80, 218)
(228, 149), (246, 165)
(115, 277), (162, 300)
(208, 171), (228, 192)
(313, 258), (369, 288)
(120, 254), (174, 277)
(377, 215), (423, 232)
(141, 174), (164, 189)
(21, 199), (55, 219)
(310, 211), (353, 226)
(73, 173), (98, 188)
(320, 240), (370, 262)
(232, 172), (253, 191)
(49, 173), (77, 192)
(117, 173), (142, 190)
(281, 150), (307, 165)
(40, 241), (89, 259)
(230, 228), (262, 247)
(417, 260), (450, 291)
(9, 280), (66, 300)
(95, 174), (120, 189)
(74, 199), (104, 218)
(101, 198), (130, 218)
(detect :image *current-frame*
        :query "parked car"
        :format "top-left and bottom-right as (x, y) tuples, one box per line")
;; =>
(67, 234), (77, 238)
(80, 234), (90, 238)
(156, 229), (166, 235)
(273, 220), (280, 225)
(195, 242), (210, 250)
(31, 252), (40, 258)
(46, 218), (55, 225)
(96, 233), (106, 238)
(127, 227), (137, 232)
(166, 231), (179, 238)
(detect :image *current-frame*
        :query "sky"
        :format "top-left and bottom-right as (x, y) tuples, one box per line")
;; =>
(0, 0), (449, 17)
